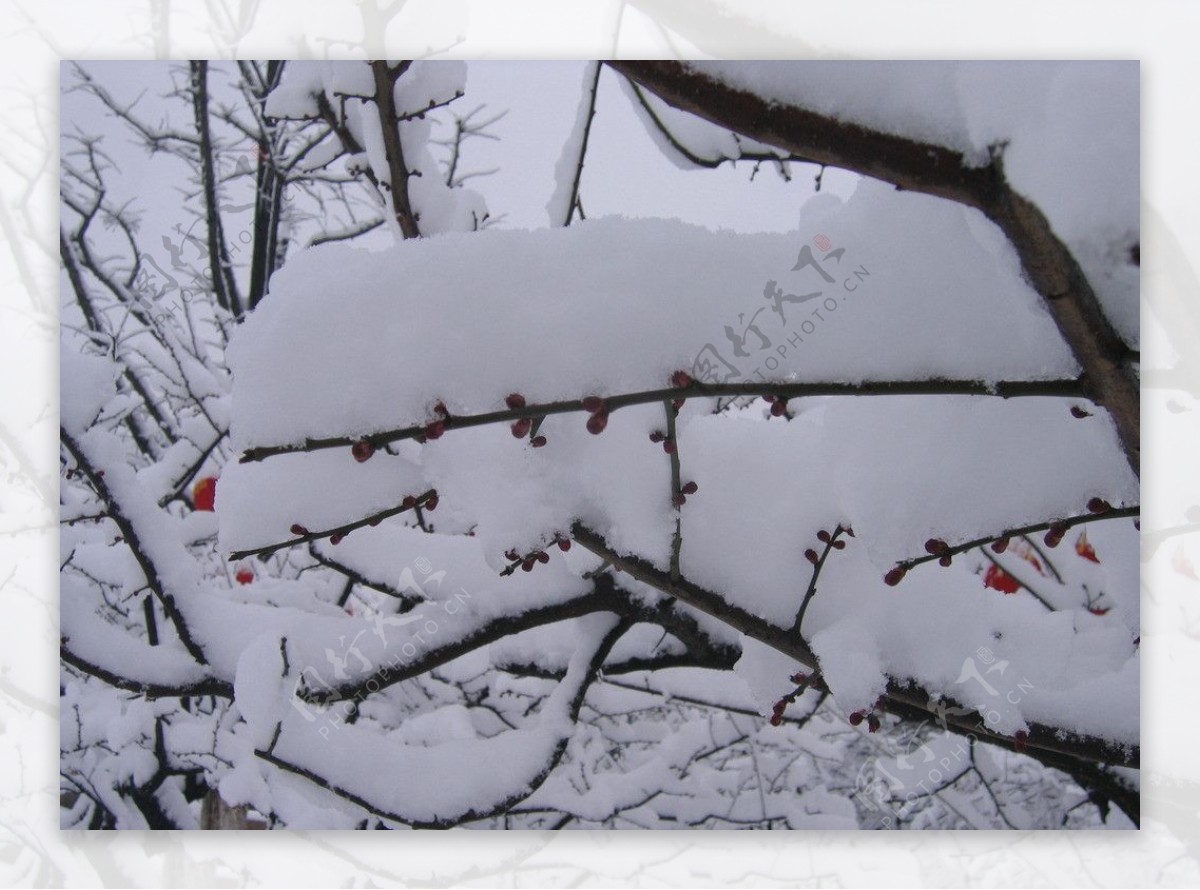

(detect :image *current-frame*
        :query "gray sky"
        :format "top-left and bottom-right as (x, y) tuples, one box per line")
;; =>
(460, 60), (856, 232)
(62, 60), (856, 254)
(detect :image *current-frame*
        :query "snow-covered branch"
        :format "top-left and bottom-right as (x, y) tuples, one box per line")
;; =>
(254, 614), (627, 827)
(608, 60), (1140, 476)
(572, 523), (1138, 771)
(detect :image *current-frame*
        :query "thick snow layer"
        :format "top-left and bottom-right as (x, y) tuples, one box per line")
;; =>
(690, 62), (1139, 345)
(246, 613), (619, 825)
(229, 182), (1076, 450)
(697, 62), (980, 159)
(61, 576), (210, 689)
(59, 344), (117, 435)
(223, 188), (1138, 748)
(222, 387), (1136, 747)
(694, 61), (1137, 236)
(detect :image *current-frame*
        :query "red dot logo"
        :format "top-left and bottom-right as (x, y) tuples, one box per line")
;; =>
(814, 234), (832, 252)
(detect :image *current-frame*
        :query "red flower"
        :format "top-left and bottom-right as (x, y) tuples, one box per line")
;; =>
(983, 563), (1021, 594)
(193, 476), (217, 512)
(1075, 530), (1100, 563)
(235, 567), (254, 585)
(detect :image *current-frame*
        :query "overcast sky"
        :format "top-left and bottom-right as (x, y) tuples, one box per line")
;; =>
(62, 60), (857, 255)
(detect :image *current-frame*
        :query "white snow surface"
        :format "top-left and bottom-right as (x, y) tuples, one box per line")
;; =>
(59, 344), (118, 435)
(694, 61), (1138, 244)
(678, 62), (1139, 347)
(224, 203), (1137, 748)
(229, 178), (1078, 450)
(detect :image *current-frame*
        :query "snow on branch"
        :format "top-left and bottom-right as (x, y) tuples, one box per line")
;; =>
(61, 426), (209, 665)
(253, 613), (626, 827)
(63, 60), (1141, 831)
(572, 523), (1138, 771)
(546, 61), (601, 227)
(608, 61), (1139, 476)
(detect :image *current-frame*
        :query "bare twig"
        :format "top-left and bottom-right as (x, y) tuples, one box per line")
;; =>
(792, 524), (850, 636)
(227, 489), (438, 561)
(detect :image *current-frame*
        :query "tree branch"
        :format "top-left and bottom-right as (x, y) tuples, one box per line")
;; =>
(258, 614), (628, 828)
(239, 376), (1086, 463)
(61, 427), (209, 665)
(664, 399), (683, 581)
(227, 489), (438, 561)
(297, 577), (623, 705)
(307, 545), (422, 610)
(60, 643), (232, 700)
(791, 524), (850, 635)
(888, 505), (1139, 579)
(556, 61), (601, 227)
(608, 61), (1140, 478)
(571, 522), (1137, 770)
(369, 60), (421, 239)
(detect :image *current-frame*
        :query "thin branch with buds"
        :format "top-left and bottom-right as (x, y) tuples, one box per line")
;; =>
(887, 506), (1139, 580)
(239, 376), (1087, 463)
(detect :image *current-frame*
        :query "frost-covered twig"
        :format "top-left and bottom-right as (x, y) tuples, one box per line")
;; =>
(61, 426), (209, 665)
(432, 103), (505, 189)
(189, 61), (242, 315)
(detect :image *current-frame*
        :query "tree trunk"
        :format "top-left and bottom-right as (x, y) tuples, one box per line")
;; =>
(200, 790), (265, 829)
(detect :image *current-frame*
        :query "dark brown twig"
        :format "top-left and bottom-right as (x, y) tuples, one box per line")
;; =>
(240, 377), (1086, 463)
(227, 489), (437, 561)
